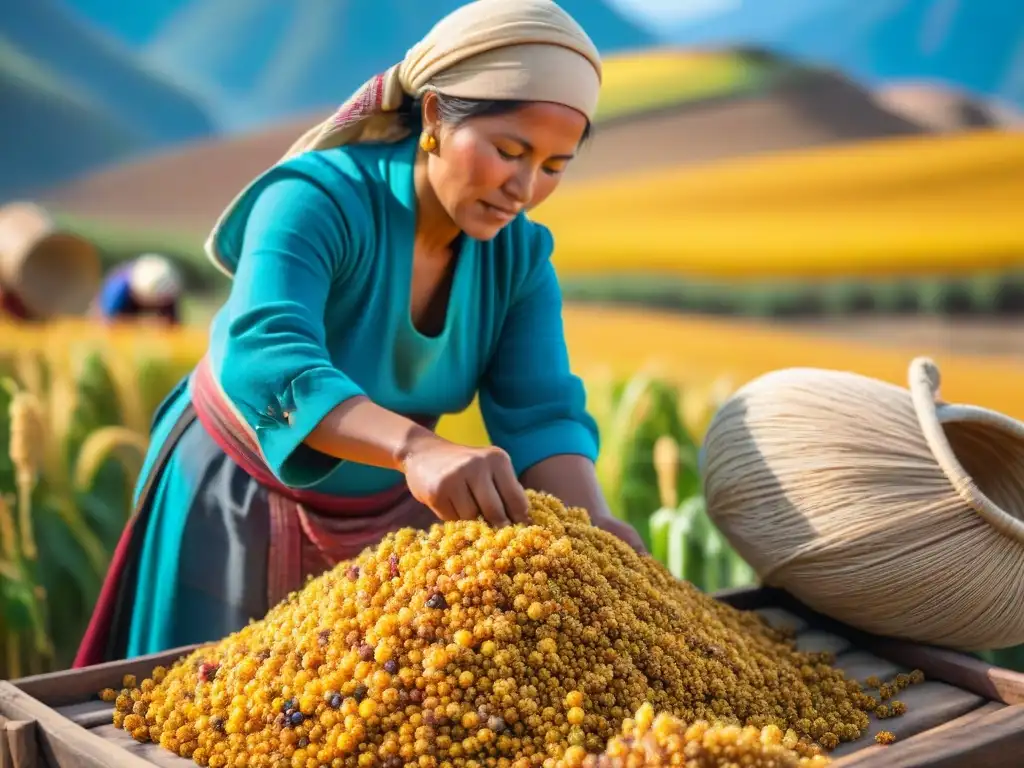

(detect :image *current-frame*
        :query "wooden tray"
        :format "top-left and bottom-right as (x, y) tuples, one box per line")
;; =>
(2, 586), (1024, 767)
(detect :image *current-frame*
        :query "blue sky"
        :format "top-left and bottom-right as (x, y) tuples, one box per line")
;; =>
(607, 0), (742, 29)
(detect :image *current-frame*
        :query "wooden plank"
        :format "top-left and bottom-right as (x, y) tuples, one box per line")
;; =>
(828, 681), (985, 758)
(888, 700), (1004, 740)
(753, 607), (809, 634)
(830, 702), (1003, 767)
(0, 682), (152, 768)
(4, 720), (39, 768)
(14, 645), (203, 709)
(91, 726), (193, 768)
(54, 701), (112, 729)
(710, 585), (775, 611)
(2, 587), (1013, 768)
(831, 650), (901, 685)
(736, 588), (1024, 706)
(795, 630), (853, 656)
(830, 703), (1024, 768)
(753, 607), (849, 656)
(866, 638), (1024, 706)
(829, 646), (996, 752)
(0, 715), (10, 768)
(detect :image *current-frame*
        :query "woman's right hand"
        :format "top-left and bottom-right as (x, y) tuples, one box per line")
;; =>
(400, 435), (531, 528)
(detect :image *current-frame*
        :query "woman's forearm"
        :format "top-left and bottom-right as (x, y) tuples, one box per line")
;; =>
(519, 454), (613, 518)
(522, 454), (647, 552)
(304, 395), (441, 471)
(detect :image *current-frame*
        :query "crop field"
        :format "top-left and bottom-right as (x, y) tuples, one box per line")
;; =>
(593, 47), (797, 121)
(50, 128), (1024, 324)
(0, 315), (734, 678)
(557, 306), (1024, 412)
(535, 130), (1024, 280)
(3, 304), (1024, 677)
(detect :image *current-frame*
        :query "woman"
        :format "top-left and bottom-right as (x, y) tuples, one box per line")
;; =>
(74, 0), (645, 668)
(93, 253), (184, 325)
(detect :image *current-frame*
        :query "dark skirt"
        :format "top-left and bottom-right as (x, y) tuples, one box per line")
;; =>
(74, 400), (435, 667)
(170, 412), (275, 642)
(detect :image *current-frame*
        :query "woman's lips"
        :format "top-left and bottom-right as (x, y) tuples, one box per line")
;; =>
(480, 200), (517, 222)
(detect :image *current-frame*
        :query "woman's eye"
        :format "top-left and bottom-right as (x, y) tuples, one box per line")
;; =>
(496, 145), (566, 175)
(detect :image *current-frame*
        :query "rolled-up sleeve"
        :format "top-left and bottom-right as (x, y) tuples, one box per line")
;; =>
(216, 174), (366, 488)
(478, 235), (600, 476)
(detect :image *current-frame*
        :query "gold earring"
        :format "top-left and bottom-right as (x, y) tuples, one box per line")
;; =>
(419, 131), (438, 153)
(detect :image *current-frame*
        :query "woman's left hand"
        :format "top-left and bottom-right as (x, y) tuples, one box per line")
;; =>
(518, 455), (649, 555)
(591, 513), (647, 555)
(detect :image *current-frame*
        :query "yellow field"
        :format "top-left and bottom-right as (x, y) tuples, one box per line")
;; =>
(559, 307), (1024, 402)
(595, 48), (769, 121)
(534, 131), (1024, 279)
(11, 309), (1024, 450)
(8, 313), (1024, 677)
(439, 307), (1024, 445)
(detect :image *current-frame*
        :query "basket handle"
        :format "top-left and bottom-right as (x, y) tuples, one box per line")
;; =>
(908, 357), (1024, 546)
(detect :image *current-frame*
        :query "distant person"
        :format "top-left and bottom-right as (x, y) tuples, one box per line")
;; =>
(94, 253), (183, 325)
(75, 0), (645, 669)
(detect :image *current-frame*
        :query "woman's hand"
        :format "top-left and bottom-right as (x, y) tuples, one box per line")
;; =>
(401, 435), (531, 528)
(517, 454), (648, 555)
(591, 512), (648, 554)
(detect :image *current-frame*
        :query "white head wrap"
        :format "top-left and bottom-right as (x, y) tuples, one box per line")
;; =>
(130, 253), (183, 304)
(205, 0), (602, 272)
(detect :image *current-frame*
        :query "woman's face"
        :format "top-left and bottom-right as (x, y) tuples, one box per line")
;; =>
(423, 96), (589, 241)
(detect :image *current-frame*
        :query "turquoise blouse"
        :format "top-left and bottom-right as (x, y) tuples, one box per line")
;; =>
(122, 134), (599, 658)
(137, 133), (599, 502)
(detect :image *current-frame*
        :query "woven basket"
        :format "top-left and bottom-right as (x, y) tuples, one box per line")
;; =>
(700, 356), (1024, 651)
(0, 202), (101, 319)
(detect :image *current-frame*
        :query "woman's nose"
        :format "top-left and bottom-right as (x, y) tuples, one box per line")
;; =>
(504, 166), (536, 205)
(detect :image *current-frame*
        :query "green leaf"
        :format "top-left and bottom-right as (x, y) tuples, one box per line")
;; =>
(701, 522), (726, 593)
(76, 489), (130, 552)
(667, 498), (703, 581)
(1, 574), (39, 633)
(648, 507), (676, 566)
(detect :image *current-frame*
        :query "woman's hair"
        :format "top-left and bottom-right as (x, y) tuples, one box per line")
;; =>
(402, 92), (593, 143)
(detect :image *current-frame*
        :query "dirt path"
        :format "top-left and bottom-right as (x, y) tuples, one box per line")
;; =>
(778, 316), (1024, 359)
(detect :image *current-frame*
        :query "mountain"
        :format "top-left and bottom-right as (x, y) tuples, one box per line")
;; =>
(63, 0), (1024, 122)
(3, 0), (215, 145)
(42, 112), (325, 235)
(570, 55), (925, 183)
(873, 80), (1024, 132)
(666, 0), (1024, 109)
(44, 47), (929, 236)
(136, 0), (656, 131)
(0, 38), (147, 200)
